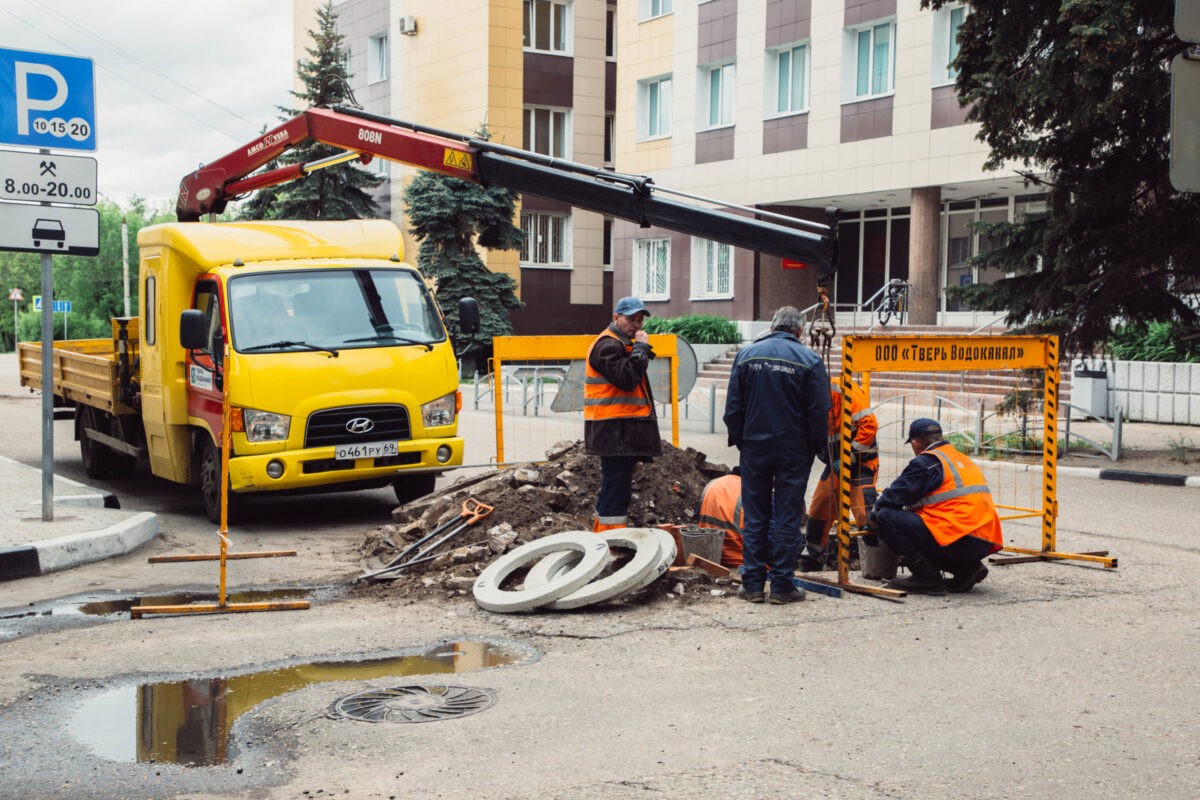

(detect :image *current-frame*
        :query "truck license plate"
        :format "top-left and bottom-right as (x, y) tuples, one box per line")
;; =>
(335, 441), (399, 460)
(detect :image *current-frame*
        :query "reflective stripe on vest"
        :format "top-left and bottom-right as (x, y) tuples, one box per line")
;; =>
(909, 444), (1003, 551)
(584, 329), (653, 420)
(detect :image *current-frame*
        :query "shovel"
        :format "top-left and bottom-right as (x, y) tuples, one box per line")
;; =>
(361, 498), (493, 581)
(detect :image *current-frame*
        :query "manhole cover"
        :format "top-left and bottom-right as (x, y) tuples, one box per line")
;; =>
(331, 684), (496, 723)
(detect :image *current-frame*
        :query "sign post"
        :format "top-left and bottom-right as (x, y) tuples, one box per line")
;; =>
(8, 286), (21, 351)
(0, 47), (97, 522)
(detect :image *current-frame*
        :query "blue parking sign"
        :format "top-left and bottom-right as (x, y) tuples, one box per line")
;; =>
(0, 48), (96, 151)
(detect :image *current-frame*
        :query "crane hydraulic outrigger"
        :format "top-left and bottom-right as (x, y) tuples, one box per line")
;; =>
(177, 104), (837, 284)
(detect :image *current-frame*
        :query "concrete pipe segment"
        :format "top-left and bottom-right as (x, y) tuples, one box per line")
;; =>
(473, 531), (609, 613)
(542, 528), (664, 610)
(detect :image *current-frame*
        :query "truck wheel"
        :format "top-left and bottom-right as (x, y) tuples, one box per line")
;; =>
(199, 438), (242, 524)
(79, 407), (114, 479)
(392, 472), (437, 505)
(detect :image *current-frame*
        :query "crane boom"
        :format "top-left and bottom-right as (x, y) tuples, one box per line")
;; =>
(177, 105), (837, 282)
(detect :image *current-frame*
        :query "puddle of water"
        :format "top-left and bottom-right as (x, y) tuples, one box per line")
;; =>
(71, 639), (525, 767)
(0, 588), (315, 621)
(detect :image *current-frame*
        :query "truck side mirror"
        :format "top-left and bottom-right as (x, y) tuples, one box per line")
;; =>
(458, 297), (481, 335)
(180, 309), (208, 350)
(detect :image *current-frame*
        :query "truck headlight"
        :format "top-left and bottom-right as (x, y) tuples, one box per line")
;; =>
(242, 409), (291, 442)
(421, 393), (456, 427)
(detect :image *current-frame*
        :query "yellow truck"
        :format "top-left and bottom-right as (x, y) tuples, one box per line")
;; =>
(19, 219), (476, 521)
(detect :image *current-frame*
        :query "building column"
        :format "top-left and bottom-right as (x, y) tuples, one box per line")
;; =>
(909, 186), (941, 325)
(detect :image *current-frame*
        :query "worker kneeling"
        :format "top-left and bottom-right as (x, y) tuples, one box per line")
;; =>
(697, 470), (745, 567)
(871, 419), (1002, 595)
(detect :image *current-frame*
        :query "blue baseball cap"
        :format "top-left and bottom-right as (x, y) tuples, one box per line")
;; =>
(904, 418), (943, 443)
(614, 296), (651, 317)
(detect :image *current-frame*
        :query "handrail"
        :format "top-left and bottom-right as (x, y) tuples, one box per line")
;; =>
(968, 313), (1008, 335)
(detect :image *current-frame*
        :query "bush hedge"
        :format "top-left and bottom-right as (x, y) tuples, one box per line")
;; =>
(643, 314), (740, 344)
(1106, 322), (1200, 363)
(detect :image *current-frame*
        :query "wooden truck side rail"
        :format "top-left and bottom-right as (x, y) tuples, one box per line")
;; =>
(18, 320), (141, 415)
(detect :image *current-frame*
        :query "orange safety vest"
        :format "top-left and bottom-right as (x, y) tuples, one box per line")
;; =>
(909, 444), (1003, 553)
(697, 474), (744, 567)
(584, 329), (653, 420)
(828, 381), (878, 467)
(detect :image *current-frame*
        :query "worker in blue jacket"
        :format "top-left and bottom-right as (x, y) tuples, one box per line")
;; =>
(723, 306), (830, 605)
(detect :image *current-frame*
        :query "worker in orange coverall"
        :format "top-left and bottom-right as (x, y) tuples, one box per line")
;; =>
(798, 378), (878, 572)
(697, 470), (744, 567)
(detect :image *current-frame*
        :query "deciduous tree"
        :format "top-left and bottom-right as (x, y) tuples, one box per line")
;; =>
(928, 0), (1200, 354)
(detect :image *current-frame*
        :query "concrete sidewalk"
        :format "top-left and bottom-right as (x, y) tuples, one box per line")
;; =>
(0, 455), (158, 581)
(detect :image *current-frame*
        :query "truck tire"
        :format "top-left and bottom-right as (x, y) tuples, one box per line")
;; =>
(79, 406), (114, 479)
(199, 438), (242, 524)
(392, 472), (437, 505)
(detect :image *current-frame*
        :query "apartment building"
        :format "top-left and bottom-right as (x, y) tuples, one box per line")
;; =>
(296, 0), (1040, 333)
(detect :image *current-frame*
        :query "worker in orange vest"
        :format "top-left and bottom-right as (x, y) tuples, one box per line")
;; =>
(870, 418), (1003, 595)
(584, 296), (662, 532)
(697, 470), (744, 567)
(799, 378), (878, 571)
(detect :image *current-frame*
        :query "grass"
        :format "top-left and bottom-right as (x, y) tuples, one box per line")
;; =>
(947, 431), (1069, 460)
(1166, 435), (1196, 464)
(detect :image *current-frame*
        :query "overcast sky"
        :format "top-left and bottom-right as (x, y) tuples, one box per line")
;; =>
(0, 0), (295, 210)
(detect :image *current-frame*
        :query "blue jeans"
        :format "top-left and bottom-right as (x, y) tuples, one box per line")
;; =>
(875, 506), (994, 569)
(738, 442), (814, 594)
(596, 456), (638, 523)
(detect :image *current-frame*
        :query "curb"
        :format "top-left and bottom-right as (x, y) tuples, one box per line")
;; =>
(0, 512), (159, 581)
(988, 459), (1200, 488)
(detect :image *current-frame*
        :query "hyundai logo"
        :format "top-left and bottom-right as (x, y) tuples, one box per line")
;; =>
(346, 417), (375, 434)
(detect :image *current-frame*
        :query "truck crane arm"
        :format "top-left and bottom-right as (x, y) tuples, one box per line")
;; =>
(177, 105), (837, 283)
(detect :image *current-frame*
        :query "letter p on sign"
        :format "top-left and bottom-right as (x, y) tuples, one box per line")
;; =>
(0, 47), (96, 151)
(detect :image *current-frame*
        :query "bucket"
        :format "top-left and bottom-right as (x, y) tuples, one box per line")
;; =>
(859, 538), (898, 581)
(678, 524), (723, 565)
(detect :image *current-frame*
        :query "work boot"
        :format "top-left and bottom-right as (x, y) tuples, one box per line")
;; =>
(768, 586), (805, 604)
(797, 552), (824, 572)
(945, 562), (989, 593)
(884, 553), (947, 596)
(737, 586), (765, 603)
(798, 517), (827, 572)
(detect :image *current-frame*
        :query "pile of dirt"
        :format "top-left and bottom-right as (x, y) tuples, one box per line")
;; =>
(352, 440), (735, 604)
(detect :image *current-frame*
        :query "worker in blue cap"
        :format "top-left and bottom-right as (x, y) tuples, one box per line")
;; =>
(869, 418), (1003, 594)
(583, 296), (662, 532)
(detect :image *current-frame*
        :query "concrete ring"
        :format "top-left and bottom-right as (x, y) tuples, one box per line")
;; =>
(524, 546), (585, 589)
(547, 528), (664, 610)
(629, 527), (678, 593)
(473, 531), (610, 613)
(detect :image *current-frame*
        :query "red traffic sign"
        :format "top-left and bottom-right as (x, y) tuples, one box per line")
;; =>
(8, 287), (22, 301)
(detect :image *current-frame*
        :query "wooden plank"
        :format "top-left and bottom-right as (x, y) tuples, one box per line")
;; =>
(685, 553), (731, 578)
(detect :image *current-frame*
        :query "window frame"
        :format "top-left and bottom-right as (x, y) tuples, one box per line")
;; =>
(700, 62), (736, 130)
(633, 237), (670, 300)
(367, 31), (389, 84)
(524, 0), (572, 55)
(638, 75), (672, 141)
(639, 0), (673, 22)
(520, 211), (572, 269)
(931, 4), (966, 87)
(690, 237), (733, 300)
(523, 106), (572, 158)
(766, 42), (810, 118)
(605, 4), (616, 59)
(843, 18), (896, 101)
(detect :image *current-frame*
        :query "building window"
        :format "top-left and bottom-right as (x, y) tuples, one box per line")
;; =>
(638, 75), (672, 139)
(692, 238), (732, 298)
(521, 212), (571, 267)
(606, 4), (616, 59)
(603, 218), (613, 269)
(846, 19), (895, 99)
(640, 0), (673, 21)
(634, 238), (670, 299)
(932, 5), (965, 86)
(701, 63), (735, 129)
(604, 113), (615, 165)
(367, 32), (389, 83)
(768, 43), (809, 116)
(523, 107), (571, 158)
(524, 0), (570, 54)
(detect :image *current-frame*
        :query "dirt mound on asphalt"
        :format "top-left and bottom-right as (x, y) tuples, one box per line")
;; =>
(352, 440), (735, 604)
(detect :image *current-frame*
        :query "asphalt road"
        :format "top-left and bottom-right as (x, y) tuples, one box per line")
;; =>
(1, 353), (1198, 799)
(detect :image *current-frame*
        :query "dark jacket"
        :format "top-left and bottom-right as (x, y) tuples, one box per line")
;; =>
(875, 441), (952, 510)
(723, 330), (830, 455)
(583, 325), (663, 459)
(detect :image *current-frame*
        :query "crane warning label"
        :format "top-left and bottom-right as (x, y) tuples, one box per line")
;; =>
(443, 149), (473, 172)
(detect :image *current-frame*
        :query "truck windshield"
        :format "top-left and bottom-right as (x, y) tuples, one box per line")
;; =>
(228, 268), (446, 354)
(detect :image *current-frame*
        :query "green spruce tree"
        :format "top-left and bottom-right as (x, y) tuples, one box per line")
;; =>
(926, 0), (1200, 355)
(239, 0), (381, 221)
(403, 126), (524, 373)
